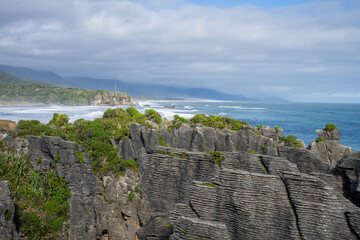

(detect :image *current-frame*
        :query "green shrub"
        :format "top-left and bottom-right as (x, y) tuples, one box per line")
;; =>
(257, 125), (263, 130)
(315, 137), (324, 142)
(325, 124), (337, 131)
(207, 151), (225, 167)
(158, 134), (168, 147)
(0, 153), (70, 239)
(17, 120), (54, 137)
(145, 109), (162, 124)
(252, 130), (260, 135)
(127, 192), (135, 202)
(189, 114), (248, 130)
(48, 113), (69, 127)
(249, 150), (257, 154)
(274, 126), (281, 131)
(190, 114), (207, 124)
(5, 208), (12, 221)
(126, 107), (143, 121)
(76, 150), (85, 163)
(279, 135), (303, 148)
(261, 145), (268, 150)
(174, 114), (188, 123)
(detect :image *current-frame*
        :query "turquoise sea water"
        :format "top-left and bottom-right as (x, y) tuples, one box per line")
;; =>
(0, 100), (359, 151)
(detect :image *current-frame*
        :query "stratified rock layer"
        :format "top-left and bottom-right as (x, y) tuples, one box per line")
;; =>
(1, 123), (360, 240)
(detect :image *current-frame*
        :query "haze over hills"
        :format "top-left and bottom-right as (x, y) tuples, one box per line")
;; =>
(0, 65), (288, 102)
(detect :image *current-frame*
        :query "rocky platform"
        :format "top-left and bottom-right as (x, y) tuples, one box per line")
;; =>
(1, 123), (360, 239)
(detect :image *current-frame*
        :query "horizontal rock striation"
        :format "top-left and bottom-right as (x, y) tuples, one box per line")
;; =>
(1, 122), (360, 240)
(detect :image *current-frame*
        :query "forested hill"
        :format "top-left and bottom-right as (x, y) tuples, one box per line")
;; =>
(0, 71), (132, 106)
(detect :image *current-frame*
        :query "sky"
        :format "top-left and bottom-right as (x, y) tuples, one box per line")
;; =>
(0, 0), (359, 103)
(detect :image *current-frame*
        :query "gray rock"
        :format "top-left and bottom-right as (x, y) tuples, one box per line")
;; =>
(0, 181), (20, 240)
(345, 210), (360, 238)
(129, 123), (145, 154)
(171, 216), (231, 240)
(175, 124), (194, 149)
(283, 172), (357, 240)
(120, 138), (135, 160)
(337, 153), (360, 206)
(260, 155), (299, 176)
(188, 169), (300, 240)
(278, 146), (331, 174)
(137, 148), (220, 213)
(136, 213), (172, 240)
(215, 131), (235, 151)
(308, 128), (352, 167)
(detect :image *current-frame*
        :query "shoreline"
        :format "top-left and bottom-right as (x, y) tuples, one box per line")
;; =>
(0, 102), (50, 107)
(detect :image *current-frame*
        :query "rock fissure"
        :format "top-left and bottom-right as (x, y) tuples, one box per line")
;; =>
(281, 176), (304, 240)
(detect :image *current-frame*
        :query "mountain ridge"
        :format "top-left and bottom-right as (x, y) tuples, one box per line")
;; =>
(0, 64), (289, 102)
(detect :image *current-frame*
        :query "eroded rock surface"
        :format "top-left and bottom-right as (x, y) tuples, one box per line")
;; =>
(0, 181), (20, 240)
(2, 124), (360, 240)
(308, 128), (352, 167)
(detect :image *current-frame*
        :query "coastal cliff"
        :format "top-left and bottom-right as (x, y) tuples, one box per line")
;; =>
(0, 70), (133, 106)
(0, 108), (359, 239)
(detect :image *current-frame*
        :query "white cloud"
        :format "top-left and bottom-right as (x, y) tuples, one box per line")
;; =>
(0, 0), (359, 102)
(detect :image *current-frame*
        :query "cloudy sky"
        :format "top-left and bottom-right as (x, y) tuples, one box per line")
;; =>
(0, 0), (359, 102)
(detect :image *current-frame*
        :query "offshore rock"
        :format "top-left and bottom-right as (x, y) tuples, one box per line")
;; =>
(308, 127), (352, 167)
(92, 91), (133, 106)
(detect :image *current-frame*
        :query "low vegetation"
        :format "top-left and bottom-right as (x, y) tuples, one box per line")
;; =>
(0, 152), (70, 239)
(279, 135), (303, 148)
(14, 108), (162, 175)
(315, 137), (325, 143)
(188, 114), (249, 130)
(325, 124), (337, 131)
(207, 151), (226, 167)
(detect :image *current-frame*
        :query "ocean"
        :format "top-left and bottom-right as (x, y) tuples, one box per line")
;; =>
(0, 100), (359, 151)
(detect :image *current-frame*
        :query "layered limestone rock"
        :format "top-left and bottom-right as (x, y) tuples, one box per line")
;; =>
(2, 124), (360, 240)
(117, 123), (281, 160)
(308, 127), (352, 167)
(92, 91), (133, 106)
(0, 181), (20, 240)
(17, 136), (151, 240)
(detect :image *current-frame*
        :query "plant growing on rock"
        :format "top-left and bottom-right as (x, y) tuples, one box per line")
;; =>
(0, 152), (71, 239)
(207, 151), (225, 167)
(189, 114), (248, 130)
(278, 135), (303, 148)
(145, 109), (162, 125)
(315, 137), (325, 143)
(325, 124), (337, 131)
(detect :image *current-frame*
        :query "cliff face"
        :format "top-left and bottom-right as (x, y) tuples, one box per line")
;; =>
(1, 123), (360, 239)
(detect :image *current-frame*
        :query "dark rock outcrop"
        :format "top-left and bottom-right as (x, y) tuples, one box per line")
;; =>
(2, 124), (360, 240)
(308, 128), (352, 167)
(0, 181), (20, 240)
(17, 135), (151, 240)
